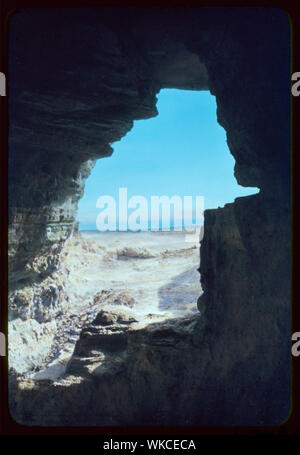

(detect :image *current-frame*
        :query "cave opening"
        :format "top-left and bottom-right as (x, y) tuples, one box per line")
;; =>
(7, 7), (291, 426)
(68, 89), (259, 328)
(9, 88), (260, 384)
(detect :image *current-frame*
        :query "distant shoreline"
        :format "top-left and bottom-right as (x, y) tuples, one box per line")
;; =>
(77, 225), (203, 234)
(78, 229), (203, 235)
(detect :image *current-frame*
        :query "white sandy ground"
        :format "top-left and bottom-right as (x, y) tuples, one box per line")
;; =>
(10, 230), (203, 380)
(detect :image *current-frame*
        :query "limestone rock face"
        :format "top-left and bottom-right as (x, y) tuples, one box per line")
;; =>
(8, 7), (291, 425)
(198, 194), (291, 422)
(8, 319), (57, 374)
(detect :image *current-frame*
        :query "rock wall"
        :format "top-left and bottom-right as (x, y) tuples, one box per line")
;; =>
(8, 7), (291, 425)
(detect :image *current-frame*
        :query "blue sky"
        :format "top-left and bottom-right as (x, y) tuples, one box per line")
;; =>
(77, 89), (258, 230)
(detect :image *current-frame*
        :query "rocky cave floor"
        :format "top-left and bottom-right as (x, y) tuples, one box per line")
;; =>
(9, 231), (202, 384)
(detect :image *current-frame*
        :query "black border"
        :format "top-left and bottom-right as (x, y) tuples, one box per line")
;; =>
(0, 0), (298, 439)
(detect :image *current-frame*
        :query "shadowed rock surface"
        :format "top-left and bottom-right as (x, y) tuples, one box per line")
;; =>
(8, 7), (291, 425)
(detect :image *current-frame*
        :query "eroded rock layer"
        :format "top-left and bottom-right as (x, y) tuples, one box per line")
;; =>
(8, 7), (291, 425)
